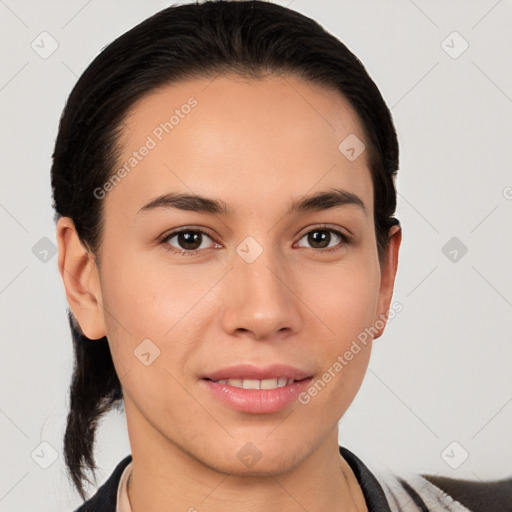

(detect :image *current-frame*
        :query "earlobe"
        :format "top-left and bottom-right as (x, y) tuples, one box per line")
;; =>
(56, 217), (107, 340)
(373, 223), (402, 340)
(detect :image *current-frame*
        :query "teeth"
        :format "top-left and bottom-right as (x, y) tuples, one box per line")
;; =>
(214, 377), (295, 389)
(242, 379), (260, 389)
(260, 378), (278, 389)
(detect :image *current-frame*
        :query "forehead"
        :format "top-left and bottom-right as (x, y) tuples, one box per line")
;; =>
(109, 73), (373, 217)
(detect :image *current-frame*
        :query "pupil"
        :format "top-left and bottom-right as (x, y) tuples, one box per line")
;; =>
(179, 231), (201, 250)
(309, 230), (329, 248)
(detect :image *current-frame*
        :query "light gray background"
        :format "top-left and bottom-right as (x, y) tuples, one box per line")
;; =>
(1, 0), (511, 510)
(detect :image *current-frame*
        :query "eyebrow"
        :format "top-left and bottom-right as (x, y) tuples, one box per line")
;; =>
(137, 188), (367, 217)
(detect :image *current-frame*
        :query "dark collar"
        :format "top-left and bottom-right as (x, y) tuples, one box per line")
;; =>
(339, 446), (392, 511)
(73, 454), (132, 512)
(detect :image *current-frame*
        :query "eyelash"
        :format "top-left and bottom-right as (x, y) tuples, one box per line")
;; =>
(159, 225), (352, 257)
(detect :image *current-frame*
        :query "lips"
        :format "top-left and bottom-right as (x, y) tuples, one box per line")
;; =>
(203, 363), (312, 382)
(201, 364), (313, 413)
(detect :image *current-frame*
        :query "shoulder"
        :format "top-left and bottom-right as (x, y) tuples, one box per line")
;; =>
(376, 469), (512, 512)
(339, 445), (511, 512)
(420, 473), (512, 512)
(72, 455), (132, 512)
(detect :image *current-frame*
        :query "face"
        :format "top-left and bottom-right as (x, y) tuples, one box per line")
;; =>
(75, 73), (399, 475)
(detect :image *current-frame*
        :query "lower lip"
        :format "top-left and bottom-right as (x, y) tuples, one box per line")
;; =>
(201, 378), (313, 414)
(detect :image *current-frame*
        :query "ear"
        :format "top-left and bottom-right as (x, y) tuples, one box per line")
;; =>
(56, 216), (106, 340)
(373, 223), (402, 340)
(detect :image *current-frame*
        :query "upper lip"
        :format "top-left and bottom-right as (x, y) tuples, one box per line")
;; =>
(203, 364), (312, 381)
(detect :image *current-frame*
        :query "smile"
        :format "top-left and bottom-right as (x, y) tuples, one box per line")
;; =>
(210, 377), (297, 389)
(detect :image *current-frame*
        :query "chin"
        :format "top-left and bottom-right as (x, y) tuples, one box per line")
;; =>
(212, 454), (301, 479)
(198, 437), (311, 477)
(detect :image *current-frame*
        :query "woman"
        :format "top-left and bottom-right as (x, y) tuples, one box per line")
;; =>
(51, 1), (509, 510)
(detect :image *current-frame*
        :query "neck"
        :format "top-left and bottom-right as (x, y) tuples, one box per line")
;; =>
(124, 402), (367, 512)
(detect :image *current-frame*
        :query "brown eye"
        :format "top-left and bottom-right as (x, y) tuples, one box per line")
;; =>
(296, 227), (350, 252)
(162, 229), (216, 255)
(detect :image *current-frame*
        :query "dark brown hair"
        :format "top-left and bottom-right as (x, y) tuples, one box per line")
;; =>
(51, 0), (399, 500)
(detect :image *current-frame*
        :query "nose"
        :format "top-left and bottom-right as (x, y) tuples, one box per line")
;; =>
(220, 242), (302, 341)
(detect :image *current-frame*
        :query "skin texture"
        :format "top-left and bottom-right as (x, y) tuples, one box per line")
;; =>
(57, 73), (401, 512)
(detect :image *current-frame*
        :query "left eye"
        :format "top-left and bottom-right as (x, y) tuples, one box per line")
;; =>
(295, 228), (349, 251)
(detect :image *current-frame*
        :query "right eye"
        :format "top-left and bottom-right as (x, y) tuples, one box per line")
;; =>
(160, 228), (220, 256)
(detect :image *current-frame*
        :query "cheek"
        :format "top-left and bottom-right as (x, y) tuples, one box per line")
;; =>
(302, 257), (381, 341)
(298, 259), (380, 404)
(99, 249), (202, 338)
(98, 250), (223, 381)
